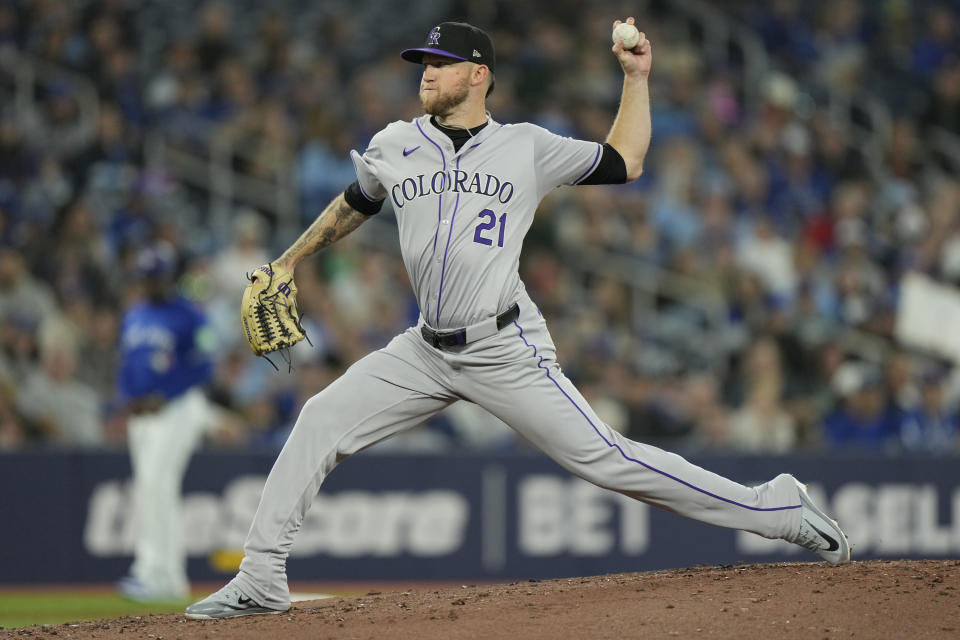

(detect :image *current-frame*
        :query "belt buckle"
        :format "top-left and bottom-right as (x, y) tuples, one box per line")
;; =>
(422, 325), (442, 349)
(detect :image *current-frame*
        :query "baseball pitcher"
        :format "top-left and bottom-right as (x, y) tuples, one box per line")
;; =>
(187, 18), (849, 619)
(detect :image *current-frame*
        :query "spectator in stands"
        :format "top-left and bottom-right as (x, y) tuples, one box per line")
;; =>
(884, 117), (926, 183)
(44, 199), (111, 302)
(83, 10), (122, 81)
(813, 0), (872, 94)
(921, 57), (960, 135)
(883, 350), (921, 418)
(18, 81), (95, 161)
(811, 115), (866, 186)
(727, 336), (798, 452)
(101, 46), (144, 127)
(145, 38), (198, 115)
(28, 6), (86, 71)
(650, 136), (702, 253)
(74, 303), (120, 401)
(0, 110), (32, 195)
(753, 0), (818, 74)
(67, 102), (141, 197)
(910, 3), (960, 79)
(195, 1), (234, 75)
(80, 0), (136, 51)
(250, 8), (300, 99)
(683, 373), (730, 451)
(209, 57), (258, 127)
(16, 320), (103, 447)
(151, 72), (211, 147)
(103, 181), (157, 259)
(298, 124), (359, 222)
(19, 157), (74, 232)
(0, 247), (58, 327)
(898, 363), (959, 454)
(823, 361), (898, 450)
(736, 217), (798, 303)
(0, 312), (39, 385)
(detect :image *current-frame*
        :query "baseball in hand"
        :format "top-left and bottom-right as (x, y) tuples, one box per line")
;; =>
(612, 22), (641, 49)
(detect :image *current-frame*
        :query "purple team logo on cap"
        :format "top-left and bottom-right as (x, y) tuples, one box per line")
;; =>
(428, 26), (440, 45)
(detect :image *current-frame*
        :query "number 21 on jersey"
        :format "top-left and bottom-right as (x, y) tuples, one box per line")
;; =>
(474, 209), (507, 247)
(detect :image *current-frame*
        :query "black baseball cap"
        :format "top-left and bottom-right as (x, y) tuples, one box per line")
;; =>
(401, 22), (496, 73)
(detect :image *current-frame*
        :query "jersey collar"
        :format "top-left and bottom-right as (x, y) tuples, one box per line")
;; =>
(419, 113), (500, 156)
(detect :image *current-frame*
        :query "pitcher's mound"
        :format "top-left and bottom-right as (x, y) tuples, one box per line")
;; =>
(5, 560), (958, 640)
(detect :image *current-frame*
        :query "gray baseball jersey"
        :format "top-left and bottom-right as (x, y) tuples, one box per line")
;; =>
(351, 115), (602, 329)
(232, 115), (805, 610)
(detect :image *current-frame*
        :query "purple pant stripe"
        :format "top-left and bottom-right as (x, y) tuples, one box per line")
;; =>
(512, 320), (801, 513)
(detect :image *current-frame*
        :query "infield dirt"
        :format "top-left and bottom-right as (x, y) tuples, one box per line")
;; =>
(2, 560), (957, 639)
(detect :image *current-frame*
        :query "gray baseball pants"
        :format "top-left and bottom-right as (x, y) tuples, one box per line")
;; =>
(234, 294), (802, 609)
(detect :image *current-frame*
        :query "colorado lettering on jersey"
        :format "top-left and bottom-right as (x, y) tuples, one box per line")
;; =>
(391, 171), (515, 208)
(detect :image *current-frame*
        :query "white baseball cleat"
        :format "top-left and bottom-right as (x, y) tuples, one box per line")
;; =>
(789, 478), (851, 565)
(184, 582), (289, 620)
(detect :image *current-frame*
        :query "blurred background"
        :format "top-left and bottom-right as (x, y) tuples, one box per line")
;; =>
(1, 0), (960, 600)
(4, 0), (960, 456)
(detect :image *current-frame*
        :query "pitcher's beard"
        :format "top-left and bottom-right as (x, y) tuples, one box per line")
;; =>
(421, 82), (470, 119)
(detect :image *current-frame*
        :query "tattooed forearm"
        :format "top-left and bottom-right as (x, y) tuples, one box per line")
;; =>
(277, 194), (369, 269)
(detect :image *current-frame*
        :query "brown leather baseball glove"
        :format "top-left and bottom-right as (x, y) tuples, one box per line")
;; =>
(240, 264), (306, 361)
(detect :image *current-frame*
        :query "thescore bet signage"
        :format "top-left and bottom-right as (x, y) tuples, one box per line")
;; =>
(1, 451), (957, 583)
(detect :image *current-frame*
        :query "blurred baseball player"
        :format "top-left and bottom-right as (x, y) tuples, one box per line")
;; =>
(187, 18), (849, 619)
(117, 242), (218, 602)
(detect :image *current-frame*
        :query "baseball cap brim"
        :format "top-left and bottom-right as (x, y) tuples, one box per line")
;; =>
(401, 48), (470, 64)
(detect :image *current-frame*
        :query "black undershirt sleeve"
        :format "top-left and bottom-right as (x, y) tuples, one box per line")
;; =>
(343, 180), (384, 215)
(578, 143), (628, 185)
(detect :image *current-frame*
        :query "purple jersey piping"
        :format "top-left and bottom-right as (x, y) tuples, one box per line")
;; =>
(415, 119), (446, 256)
(435, 155), (463, 327)
(355, 178), (375, 201)
(572, 143), (603, 185)
(512, 320), (802, 513)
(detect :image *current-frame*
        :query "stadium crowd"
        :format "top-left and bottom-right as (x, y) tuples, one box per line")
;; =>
(1, 0), (959, 455)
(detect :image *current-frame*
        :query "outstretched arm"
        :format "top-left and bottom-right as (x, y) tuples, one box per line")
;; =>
(606, 17), (653, 181)
(275, 193), (369, 271)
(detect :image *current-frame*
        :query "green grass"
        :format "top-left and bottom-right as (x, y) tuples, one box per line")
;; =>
(0, 591), (191, 629)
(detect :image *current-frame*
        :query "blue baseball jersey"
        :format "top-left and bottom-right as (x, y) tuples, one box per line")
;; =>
(117, 296), (215, 402)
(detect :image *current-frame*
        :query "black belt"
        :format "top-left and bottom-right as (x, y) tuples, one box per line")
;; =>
(421, 303), (520, 349)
